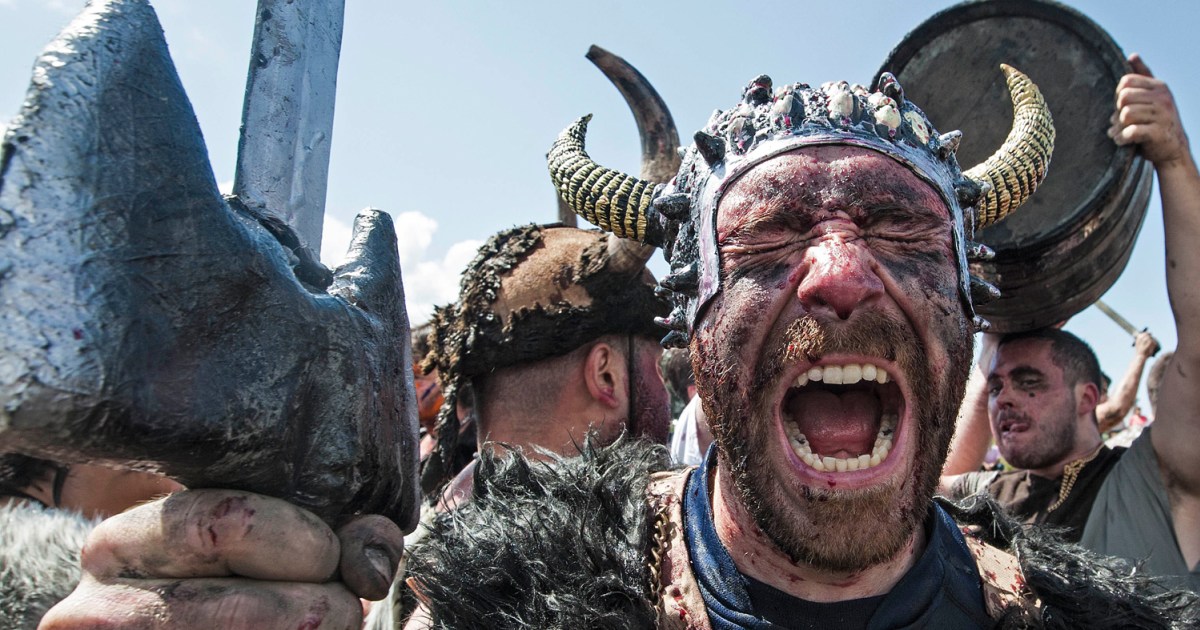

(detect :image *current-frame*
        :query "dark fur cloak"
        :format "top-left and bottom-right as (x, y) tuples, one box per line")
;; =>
(406, 439), (1198, 629)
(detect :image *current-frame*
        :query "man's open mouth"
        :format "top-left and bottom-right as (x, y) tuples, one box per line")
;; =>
(779, 361), (904, 473)
(997, 415), (1030, 437)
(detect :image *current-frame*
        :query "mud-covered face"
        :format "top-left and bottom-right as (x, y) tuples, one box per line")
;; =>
(987, 338), (1079, 470)
(692, 146), (973, 571)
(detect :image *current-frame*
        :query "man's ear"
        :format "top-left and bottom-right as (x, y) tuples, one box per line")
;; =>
(1076, 381), (1100, 417)
(583, 341), (626, 410)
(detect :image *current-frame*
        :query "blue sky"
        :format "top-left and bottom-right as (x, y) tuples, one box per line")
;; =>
(3, 0), (1198, 412)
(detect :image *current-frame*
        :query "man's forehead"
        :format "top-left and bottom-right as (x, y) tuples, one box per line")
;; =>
(991, 338), (1057, 375)
(718, 146), (948, 218)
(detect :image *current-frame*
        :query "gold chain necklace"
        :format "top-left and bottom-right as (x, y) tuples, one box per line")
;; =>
(1046, 443), (1105, 513)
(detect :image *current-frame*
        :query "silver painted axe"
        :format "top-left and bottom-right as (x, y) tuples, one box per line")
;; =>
(0, 0), (419, 528)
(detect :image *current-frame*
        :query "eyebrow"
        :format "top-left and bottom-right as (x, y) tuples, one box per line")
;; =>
(726, 204), (810, 240)
(990, 366), (1045, 382)
(725, 195), (939, 243)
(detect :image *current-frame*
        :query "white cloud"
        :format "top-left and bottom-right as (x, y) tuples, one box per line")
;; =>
(319, 213), (355, 267)
(319, 211), (480, 325)
(404, 237), (482, 325)
(217, 179), (234, 195)
(392, 211), (437, 267)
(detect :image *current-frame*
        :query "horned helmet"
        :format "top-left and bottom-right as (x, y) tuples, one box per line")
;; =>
(548, 66), (1054, 347)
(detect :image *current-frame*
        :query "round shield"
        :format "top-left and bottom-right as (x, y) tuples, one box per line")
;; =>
(877, 0), (1153, 332)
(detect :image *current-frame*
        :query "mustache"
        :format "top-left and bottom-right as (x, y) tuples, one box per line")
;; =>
(996, 410), (1031, 425)
(761, 312), (920, 381)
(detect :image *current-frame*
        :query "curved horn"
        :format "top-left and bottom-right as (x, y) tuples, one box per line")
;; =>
(964, 64), (1055, 228)
(548, 115), (664, 245)
(586, 45), (681, 269)
(586, 45), (682, 182)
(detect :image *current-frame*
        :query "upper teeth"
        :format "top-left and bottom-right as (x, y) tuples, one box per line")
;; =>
(797, 362), (890, 387)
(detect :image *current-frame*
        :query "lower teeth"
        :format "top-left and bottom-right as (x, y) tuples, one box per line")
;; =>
(787, 415), (896, 472)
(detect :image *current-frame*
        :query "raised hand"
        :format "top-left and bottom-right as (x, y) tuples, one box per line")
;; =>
(1134, 331), (1161, 357)
(1109, 54), (1192, 170)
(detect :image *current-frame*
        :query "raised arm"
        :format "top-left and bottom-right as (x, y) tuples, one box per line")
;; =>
(1111, 55), (1200, 496)
(1096, 331), (1160, 433)
(940, 333), (1000, 491)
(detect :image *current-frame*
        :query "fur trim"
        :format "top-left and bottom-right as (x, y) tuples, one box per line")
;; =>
(407, 440), (1197, 629)
(0, 502), (97, 629)
(943, 495), (1199, 629)
(407, 437), (673, 629)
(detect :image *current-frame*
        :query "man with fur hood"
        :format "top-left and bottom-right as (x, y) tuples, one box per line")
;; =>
(42, 67), (1199, 630)
(397, 66), (1199, 628)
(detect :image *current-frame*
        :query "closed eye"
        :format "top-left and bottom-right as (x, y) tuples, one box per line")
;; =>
(860, 208), (946, 242)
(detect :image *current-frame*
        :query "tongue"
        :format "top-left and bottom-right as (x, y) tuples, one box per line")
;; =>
(788, 390), (881, 457)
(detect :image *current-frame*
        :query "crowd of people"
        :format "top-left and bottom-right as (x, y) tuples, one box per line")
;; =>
(3, 6), (1200, 629)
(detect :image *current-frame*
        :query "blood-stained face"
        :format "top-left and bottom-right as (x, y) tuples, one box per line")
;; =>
(415, 367), (445, 434)
(987, 338), (1079, 470)
(691, 145), (973, 571)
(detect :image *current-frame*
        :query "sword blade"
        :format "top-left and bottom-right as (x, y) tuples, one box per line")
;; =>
(233, 0), (345, 254)
(1094, 299), (1139, 337)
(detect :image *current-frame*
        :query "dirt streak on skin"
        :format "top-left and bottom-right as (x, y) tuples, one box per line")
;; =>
(206, 496), (256, 547)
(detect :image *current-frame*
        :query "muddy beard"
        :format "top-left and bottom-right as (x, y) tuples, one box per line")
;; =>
(694, 310), (972, 572)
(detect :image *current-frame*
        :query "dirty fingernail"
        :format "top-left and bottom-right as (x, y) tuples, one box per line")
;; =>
(364, 543), (397, 587)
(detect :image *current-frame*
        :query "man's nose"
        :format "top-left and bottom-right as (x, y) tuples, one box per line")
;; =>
(796, 235), (883, 320)
(993, 384), (1018, 410)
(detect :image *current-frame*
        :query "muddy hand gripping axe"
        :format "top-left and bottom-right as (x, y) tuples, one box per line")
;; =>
(0, 0), (420, 528)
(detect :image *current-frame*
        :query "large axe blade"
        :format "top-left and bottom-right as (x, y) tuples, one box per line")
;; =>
(234, 0), (344, 254)
(0, 0), (419, 528)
